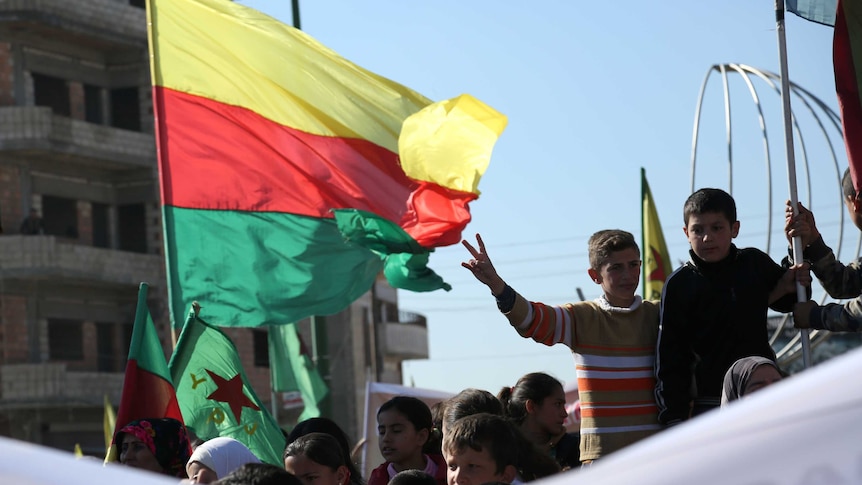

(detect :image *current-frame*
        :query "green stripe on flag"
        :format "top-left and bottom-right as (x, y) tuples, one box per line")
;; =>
(163, 207), (384, 328)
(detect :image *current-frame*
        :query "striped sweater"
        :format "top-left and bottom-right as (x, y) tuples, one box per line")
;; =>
(505, 291), (661, 461)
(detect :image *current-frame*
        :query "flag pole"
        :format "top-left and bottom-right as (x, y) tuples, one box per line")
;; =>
(269, 325), (279, 424)
(775, 0), (812, 368)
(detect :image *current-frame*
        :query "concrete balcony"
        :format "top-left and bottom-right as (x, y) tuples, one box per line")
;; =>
(378, 311), (429, 360)
(0, 0), (146, 56)
(0, 107), (155, 172)
(0, 235), (162, 288)
(0, 363), (122, 408)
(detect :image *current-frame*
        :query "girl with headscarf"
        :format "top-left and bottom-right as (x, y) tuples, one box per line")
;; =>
(720, 356), (784, 406)
(115, 417), (193, 477)
(186, 436), (261, 483)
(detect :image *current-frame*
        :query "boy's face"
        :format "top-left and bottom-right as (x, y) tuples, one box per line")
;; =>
(445, 446), (515, 485)
(684, 211), (739, 263)
(587, 247), (641, 308)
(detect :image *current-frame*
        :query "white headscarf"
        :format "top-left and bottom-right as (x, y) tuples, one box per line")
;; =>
(187, 437), (261, 479)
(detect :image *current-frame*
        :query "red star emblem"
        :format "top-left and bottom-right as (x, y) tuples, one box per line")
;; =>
(205, 369), (259, 423)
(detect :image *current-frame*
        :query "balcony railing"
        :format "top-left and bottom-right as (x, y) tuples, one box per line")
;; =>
(0, 235), (162, 287)
(0, 364), (123, 407)
(0, 107), (155, 168)
(0, 0), (147, 46)
(379, 313), (429, 359)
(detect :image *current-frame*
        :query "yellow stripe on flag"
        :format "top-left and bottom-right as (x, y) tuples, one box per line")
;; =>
(399, 94), (507, 195)
(147, 0), (430, 153)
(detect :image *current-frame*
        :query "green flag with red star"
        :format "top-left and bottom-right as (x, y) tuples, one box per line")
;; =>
(168, 308), (285, 465)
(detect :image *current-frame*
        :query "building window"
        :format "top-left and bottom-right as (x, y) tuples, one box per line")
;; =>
(84, 84), (104, 124)
(48, 319), (84, 361)
(129, 0), (145, 8)
(42, 195), (79, 238)
(32, 73), (70, 116)
(110, 87), (141, 131)
(253, 329), (269, 367)
(118, 203), (147, 253)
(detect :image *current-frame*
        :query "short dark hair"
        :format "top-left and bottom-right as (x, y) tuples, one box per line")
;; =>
(843, 168), (856, 199)
(442, 389), (503, 431)
(442, 413), (517, 474)
(215, 463), (300, 485)
(587, 230), (639, 270)
(388, 469), (436, 485)
(684, 188), (737, 225)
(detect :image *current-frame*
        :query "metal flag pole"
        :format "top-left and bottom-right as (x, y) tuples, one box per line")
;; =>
(776, 0), (812, 368)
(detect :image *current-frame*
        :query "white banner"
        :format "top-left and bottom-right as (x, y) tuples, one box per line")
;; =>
(535, 346), (862, 485)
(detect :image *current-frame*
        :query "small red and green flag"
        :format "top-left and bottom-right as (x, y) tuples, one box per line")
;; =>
(169, 309), (286, 466)
(146, 0), (506, 329)
(106, 282), (183, 462)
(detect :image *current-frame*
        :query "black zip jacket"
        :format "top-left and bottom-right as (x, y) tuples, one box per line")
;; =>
(654, 245), (796, 425)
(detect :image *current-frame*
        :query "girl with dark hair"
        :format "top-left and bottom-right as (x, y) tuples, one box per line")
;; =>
(498, 373), (579, 470)
(368, 396), (446, 485)
(285, 417), (364, 485)
(284, 432), (356, 485)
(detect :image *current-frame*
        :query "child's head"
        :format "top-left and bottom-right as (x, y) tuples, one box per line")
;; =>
(586, 230), (642, 307)
(842, 168), (862, 230)
(498, 373), (567, 438)
(441, 388), (503, 436)
(377, 396), (433, 468)
(682, 188), (740, 263)
(283, 433), (351, 485)
(442, 413), (518, 485)
(285, 417), (362, 485)
(388, 469), (437, 485)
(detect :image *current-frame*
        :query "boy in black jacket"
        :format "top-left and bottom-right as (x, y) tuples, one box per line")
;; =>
(655, 188), (808, 426)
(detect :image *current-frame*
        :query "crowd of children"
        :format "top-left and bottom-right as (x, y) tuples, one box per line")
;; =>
(108, 181), (862, 484)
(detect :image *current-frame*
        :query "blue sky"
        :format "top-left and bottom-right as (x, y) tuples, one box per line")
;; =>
(239, 1), (852, 394)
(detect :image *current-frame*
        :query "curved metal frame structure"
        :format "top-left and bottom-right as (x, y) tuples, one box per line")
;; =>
(690, 63), (860, 365)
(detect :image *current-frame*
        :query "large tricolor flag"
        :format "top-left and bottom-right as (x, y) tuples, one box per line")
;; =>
(146, 0), (506, 328)
(641, 168), (672, 301)
(106, 283), (184, 462)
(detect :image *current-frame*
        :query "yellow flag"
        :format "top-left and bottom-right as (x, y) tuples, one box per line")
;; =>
(103, 394), (116, 451)
(642, 168), (672, 300)
(73, 443), (83, 458)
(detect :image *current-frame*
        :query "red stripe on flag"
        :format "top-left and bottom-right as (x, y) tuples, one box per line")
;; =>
(154, 87), (413, 220)
(113, 359), (184, 442)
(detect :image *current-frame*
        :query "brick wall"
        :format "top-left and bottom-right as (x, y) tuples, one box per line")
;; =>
(0, 296), (29, 364)
(223, 328), (272, 401)
(77, 200), (93, 245)
(0, 164), (22, 234)
(0, 43), (12, 106)
(69, 81), (84, 121)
